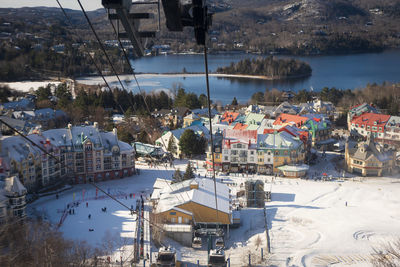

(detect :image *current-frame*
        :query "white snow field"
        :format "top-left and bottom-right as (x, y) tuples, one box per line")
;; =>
(1, 81), (61, 92)
(30, 158), (400, 267)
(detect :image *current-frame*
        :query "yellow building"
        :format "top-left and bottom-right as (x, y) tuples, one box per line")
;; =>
(257, 131), (306, 174)
(153, 178), (232, 225)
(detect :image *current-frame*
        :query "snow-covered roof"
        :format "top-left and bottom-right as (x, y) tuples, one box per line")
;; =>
(0, 135), (41, 163)
(171, 124), (210, 140)
(72, 125), (103, 149)
(42, 128), (72, 146)
(118, 140), (133, 152)
(348, 135), (393, 162)
(156, 178), (230, 216)
(257, 131), (303, 150)
(153, 178), (171, 189)
(4, 176), (27, 196)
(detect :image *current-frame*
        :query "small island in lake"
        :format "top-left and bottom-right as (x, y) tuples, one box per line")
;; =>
(216, 56), (312, 80)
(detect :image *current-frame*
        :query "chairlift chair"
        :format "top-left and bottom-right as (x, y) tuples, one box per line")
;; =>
(208, 249), (227, 267)
(215, 237), (224, 248)
(192, 236), (202, 248)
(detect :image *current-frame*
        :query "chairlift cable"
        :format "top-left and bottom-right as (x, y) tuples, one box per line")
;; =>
(203, 36), (219, 222)
(77, 0), (129, 113)
(106, 9), (151, 113)
(55, 0), (114, 93)
(56, 0), (126, 114)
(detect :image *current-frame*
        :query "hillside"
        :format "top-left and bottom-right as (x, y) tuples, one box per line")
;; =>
(0, 1), (400, 81)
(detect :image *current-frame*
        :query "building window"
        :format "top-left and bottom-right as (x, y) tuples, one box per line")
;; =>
(184, 218), (189, 223)
(171, 218), (176, 223)
(169, 212), (176, 215)
(224, 156), (228, 161)
(250, 151), (254, 155)
(379, 127), (382, 131)
(237, 144), (242, 148)
(367, 126), (370, 130)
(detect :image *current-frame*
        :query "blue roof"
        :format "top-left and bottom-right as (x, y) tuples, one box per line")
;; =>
(171, 124), (210, 140)
(191, 108), (218, 117)
(2, 98), (35, 111)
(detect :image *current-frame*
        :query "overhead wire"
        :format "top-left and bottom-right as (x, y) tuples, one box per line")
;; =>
(55, 0), (126, 113)
(106, 8), (151, 113)
(203, 34), (220, 222)
(76, 0), (131, 113)
(104, 6), (179, 171)
(0, 116), (172, 232)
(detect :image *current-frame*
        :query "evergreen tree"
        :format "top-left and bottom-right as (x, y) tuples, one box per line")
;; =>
(183, 162), (195, 180)
(179, 129), (198, 158)
(36, 84), (52, 102)
(198, 94), (208, 108)
(231, 97), (238, 106)
(172, 168), (183, 183)
(167, 135), (177, 155)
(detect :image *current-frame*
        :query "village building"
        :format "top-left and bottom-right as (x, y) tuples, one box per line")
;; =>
(347, 103), (380, 130)
(257, 131), (306, 174)
(152, 107), (191, 128)
(0, 123), (135, 192)
(153, 178), (232, 225)
(345, 135), (395, 176)
(155, 124), (209, 158)
(221, 130), (258, 173)
(274, 113), (332, 149)
(3, 176), (27, 219)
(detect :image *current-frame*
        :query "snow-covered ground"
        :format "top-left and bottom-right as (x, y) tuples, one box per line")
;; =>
(1, 81), (61, 92)
(29, 156), (400, 266)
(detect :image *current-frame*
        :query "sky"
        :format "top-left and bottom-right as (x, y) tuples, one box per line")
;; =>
(0, 0), (103, 11)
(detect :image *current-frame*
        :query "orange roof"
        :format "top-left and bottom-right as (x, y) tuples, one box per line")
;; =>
(351, 113), (390, 129)
(221, 111), (239, 125)
(233, 123), (248, 130)
(263, 129), (275, 134)
(274, 113), (308, 127)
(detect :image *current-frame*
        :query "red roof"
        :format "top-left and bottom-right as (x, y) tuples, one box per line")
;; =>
(221, 111), (239, 125)
(233, 123), (248, 130)
(351, 113), (390, 130)
(274, 114), (308, 127)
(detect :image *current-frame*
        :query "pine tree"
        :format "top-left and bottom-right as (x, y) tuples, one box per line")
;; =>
(167, 135), (177, 155)
(183, 162), (195, 180)
(231, 97), (238, 106)
(173, 168), (183, 183)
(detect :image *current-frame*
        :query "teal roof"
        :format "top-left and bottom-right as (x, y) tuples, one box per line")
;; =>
(257, 131), (303, 150)
(244, 113), (265, 126)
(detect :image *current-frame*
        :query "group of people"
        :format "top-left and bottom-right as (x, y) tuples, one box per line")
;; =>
(66, 201), (80, 216)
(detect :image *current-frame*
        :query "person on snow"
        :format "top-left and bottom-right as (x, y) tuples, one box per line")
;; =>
(88, 214), (91, 219)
